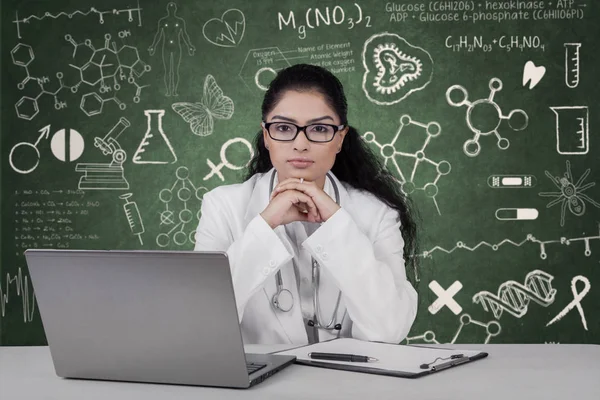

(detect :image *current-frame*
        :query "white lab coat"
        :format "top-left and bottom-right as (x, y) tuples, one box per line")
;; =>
(194, 168), (418, 344)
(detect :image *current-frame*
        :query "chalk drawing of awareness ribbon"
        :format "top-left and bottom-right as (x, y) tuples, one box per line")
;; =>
(546, 275), (591, 331)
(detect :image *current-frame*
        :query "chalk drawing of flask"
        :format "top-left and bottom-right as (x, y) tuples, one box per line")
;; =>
(133, 110), (178, 164)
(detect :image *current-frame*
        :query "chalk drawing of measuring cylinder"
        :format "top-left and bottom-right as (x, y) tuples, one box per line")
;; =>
(564, 43), (581, 89)
(446, 78), (528, 157)
(75, 117), (131, 190)
(203, 138), (254, 181)
(473, 269), (557, 319)
(10, 125), (85, 174)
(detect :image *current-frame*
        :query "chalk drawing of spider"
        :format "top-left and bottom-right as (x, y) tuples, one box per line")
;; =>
(539, 160), (600, 227)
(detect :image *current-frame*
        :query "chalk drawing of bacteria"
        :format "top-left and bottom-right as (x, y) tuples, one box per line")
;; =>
(362, 32), (433, 105)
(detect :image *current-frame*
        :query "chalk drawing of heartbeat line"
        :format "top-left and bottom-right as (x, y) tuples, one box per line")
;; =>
(473, 269), (557, 319)
(1, 268), (36, 323)
(216, 21), (244, 45)
(13, 0), (143, 39)
(416, 224), (600, 260)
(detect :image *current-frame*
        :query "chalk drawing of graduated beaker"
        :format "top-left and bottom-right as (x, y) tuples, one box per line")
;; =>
(133, 110), (178, 164)
(551, 106), (588, 155)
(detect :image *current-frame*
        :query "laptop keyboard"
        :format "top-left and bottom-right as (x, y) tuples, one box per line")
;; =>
(246, 362), (267, 374)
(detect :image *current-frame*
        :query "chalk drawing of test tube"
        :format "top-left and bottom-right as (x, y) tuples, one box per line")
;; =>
(564, 43), (581, 89)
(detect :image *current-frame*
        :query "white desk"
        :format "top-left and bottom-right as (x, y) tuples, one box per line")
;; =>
(1, 344), (599, 399)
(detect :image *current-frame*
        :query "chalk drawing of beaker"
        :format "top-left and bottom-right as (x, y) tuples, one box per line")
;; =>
(133, 110), (178, 164)
(551, 106), (588, 155)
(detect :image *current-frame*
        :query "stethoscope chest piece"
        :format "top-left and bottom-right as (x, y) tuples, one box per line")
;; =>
(272, 288), (294, 312)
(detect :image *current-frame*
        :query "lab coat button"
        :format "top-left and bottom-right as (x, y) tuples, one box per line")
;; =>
(262, 267), (271, 276)
(321, 252), (329, 260)
(269, 260), (276, 267)
(315, 245), (323, 253)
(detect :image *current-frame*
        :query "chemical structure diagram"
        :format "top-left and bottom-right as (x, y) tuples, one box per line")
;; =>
(11, 33), (151, 120)
(12, 2), (143, 39)
(362, 115), (451, 215)
(446, 77), (529, 157)
(418, 223), (600, 261)
(157, 166), (208, 248)
(403, 313), (502, 345)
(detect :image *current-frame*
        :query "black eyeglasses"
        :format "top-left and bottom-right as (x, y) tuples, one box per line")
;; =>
(262, 121), (345, 143)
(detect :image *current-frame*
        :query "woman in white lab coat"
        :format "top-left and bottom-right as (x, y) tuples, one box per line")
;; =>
(194, 64), (419, 345)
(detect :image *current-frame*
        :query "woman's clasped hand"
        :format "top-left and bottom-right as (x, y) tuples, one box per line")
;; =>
(260, 177), (341, 229)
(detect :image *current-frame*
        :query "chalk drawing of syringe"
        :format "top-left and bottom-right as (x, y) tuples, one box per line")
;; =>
(119, 193), (145, 245)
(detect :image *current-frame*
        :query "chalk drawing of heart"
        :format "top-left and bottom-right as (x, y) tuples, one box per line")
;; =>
(203, 8), (245, 48)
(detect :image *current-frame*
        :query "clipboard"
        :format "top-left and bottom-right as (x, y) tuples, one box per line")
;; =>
(272, 338), (488, 378)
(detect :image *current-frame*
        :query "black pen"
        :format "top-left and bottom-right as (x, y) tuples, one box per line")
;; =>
(308, 352), (378, 362)
(431, 356), (470, 371)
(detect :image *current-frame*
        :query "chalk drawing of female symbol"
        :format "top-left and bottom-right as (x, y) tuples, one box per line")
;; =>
(362, 32), (433, 106)
(203, 137), (254, 181)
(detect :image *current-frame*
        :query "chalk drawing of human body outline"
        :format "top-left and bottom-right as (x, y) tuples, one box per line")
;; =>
(148, 2), (195, 96)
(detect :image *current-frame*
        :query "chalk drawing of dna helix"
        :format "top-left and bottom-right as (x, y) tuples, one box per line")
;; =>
(472, 269), (557, 319)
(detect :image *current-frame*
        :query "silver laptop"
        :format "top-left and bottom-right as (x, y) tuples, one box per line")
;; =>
(24, 249), (296, 388)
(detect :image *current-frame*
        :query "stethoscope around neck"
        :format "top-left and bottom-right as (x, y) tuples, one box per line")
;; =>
(269, 170), (344, 331)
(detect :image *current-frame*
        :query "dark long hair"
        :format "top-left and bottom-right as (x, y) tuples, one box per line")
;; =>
(245, 64), (420, 286)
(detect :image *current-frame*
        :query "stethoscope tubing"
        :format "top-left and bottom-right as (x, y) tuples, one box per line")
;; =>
(269, 170), (343, 330)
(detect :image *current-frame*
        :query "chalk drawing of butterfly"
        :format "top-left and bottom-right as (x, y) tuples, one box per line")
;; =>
(171, 74), (234, 136)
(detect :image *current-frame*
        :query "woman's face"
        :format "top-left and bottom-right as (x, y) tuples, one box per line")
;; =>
(262, 90), (348, 184)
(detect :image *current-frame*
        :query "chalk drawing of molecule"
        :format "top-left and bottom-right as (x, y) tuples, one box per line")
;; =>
(156, 166), (207, 248)
(446, 77), (528, 157)
(403, 313), (502, 345)
(11, 33), (151, 120)
(362, 115), (451, 215)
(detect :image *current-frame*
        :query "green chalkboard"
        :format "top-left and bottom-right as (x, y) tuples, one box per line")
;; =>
(1, 0), (599, 345)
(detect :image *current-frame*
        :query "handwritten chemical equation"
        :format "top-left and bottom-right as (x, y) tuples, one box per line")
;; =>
(386, 0), (586, 23)
(12, 188), (100, 253)
(277, 3), (372, 40)
(445, 35), (546, 53)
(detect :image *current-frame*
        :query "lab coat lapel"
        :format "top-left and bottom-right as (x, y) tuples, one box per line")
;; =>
(243, 168), (309, 344)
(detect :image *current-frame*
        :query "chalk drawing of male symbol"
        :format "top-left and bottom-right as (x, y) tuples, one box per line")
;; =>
(203, 9), (245, 48)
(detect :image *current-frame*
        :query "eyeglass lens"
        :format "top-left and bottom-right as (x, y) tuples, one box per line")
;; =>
(268, 123), (335, 142)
